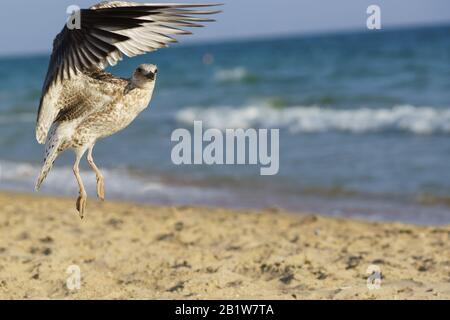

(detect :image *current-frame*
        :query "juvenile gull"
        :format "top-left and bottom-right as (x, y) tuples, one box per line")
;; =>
(35, 1), (220, 218)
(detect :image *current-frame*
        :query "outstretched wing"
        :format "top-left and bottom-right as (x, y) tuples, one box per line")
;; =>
(36, 1), (221, 144)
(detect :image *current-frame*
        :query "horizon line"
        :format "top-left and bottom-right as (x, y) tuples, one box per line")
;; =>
(1, 20), (449, 59)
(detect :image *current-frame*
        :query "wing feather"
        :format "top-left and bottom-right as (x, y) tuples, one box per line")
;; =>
(36, 1), (221, 143)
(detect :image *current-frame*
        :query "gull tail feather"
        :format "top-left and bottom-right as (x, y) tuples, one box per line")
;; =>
(35, 132), (62, 191)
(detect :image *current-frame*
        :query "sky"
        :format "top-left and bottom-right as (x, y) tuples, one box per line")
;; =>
(0, 0), (450, 56)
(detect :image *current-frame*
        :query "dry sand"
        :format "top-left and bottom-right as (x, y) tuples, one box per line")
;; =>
(0, 191), (449, 299)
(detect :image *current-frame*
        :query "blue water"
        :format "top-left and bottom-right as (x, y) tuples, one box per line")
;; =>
(1, 25), (450, 224)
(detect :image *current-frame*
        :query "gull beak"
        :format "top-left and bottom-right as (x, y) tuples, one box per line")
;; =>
(146, 70), (157, 80)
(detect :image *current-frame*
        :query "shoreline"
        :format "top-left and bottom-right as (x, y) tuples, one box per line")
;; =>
(2, 158), (450, 225)
(0, 191), (449, 299)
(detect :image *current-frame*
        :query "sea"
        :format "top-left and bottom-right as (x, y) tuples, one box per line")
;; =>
(1, 25), (450, 224)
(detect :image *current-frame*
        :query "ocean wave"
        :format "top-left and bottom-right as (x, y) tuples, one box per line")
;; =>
(175, 104), (450, 134)
(0, 160), (225, 205)
(214, 67), (256, 83)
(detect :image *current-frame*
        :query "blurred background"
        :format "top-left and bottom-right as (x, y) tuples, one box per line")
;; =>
(1, 1), (450, 224)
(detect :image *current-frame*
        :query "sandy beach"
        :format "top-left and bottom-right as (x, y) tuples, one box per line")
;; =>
(0, 191), (449, 299)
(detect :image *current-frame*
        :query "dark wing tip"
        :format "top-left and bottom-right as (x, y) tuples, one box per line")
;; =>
(167, 3), (224, 7)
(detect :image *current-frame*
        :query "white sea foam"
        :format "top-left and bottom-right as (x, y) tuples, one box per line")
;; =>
(214, 67), (250, 82)
(176, 104), (450, 134)
(0, 160), (225, 205)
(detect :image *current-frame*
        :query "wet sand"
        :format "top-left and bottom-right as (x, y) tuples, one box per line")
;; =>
(0, 191), (449, 299)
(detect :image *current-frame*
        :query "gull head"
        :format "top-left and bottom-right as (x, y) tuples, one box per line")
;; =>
(132, 64), (158, 88)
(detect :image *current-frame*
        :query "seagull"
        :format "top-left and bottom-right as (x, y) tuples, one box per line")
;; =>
(35, 1), (221, 218)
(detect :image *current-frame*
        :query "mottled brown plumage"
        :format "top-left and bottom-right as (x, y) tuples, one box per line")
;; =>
(35, 1), (220, 218)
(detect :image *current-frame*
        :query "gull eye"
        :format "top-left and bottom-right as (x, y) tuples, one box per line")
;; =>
(137, 67), (143, 73)
(154, 69), (158, 74)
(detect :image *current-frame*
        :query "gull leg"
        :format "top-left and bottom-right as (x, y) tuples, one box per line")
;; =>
(87, 145), (105, 201)
(73, 151), (87, 219)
